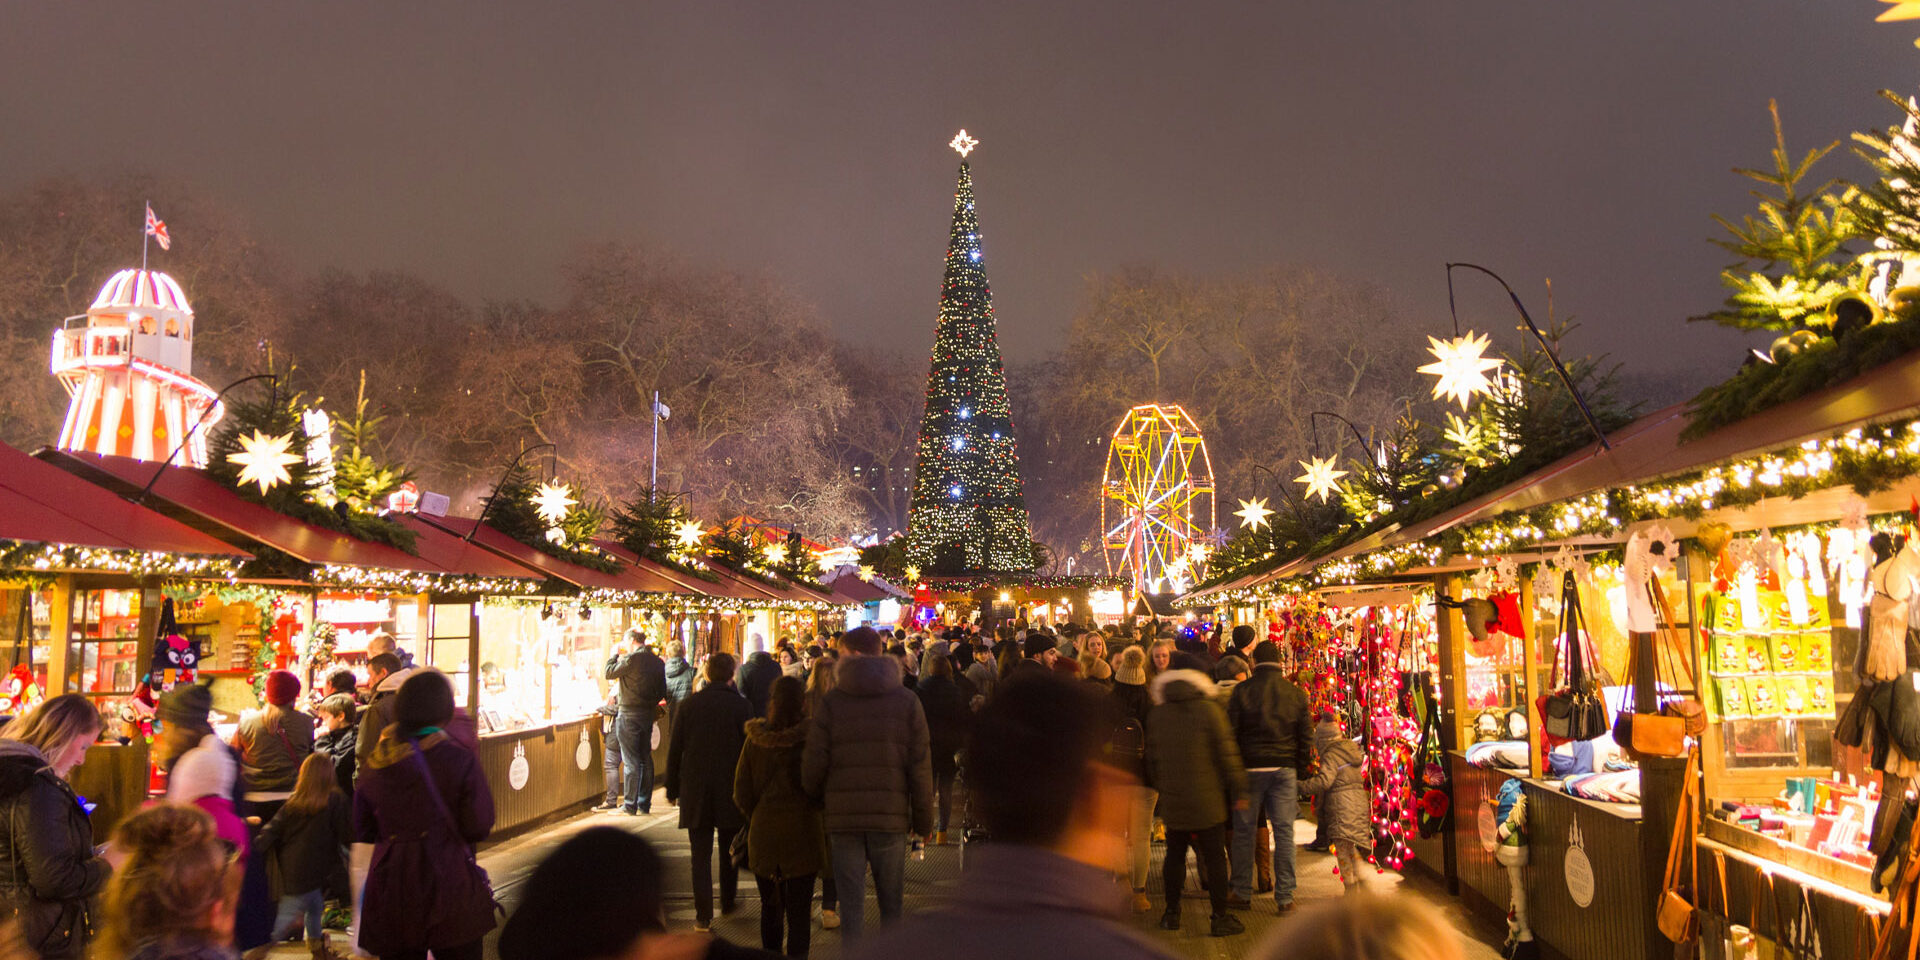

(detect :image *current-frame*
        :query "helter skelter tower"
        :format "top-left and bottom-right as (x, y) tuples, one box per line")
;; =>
(50, 269), (222, 466)
(903, 131), (1035, 573)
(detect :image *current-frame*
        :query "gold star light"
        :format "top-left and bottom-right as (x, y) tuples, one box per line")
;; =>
(1418, 332), (1504, 409)
(673, 520), (705, 550)
(763, 543), (789, 566)
(531, 481), (576, 525)
(904, 564), (921, 583)
(949, 129), (979, 157)
(227, 430), (303, 495)
(1880, 0), (1920, 46)
(858, 565), (876, 581)
(1295, 456), (1349, 503)
(1234, 497), (1274, 530)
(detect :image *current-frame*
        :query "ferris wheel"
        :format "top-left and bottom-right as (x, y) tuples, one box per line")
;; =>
(1100, 404), (1217, 595)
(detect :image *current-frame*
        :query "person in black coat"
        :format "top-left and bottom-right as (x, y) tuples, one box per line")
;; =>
(0, 695), (112, 960)
(666, 653), (754, 930)
(915, 656), (971, 843)
(607, 632), (669, 814)
(737, 650), (780, 720)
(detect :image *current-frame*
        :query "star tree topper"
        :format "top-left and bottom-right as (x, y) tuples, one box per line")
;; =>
(949, 129), (979, 158)
(1234, 497), (1275, 530)
(1418, 331), (1503, 408)
(1295, 456), (1349, 503)
(531, 481), (577, 526)
(228, 430), (303, 495)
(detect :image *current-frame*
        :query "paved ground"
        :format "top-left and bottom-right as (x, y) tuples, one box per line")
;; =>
(287, 793), (1505, 960)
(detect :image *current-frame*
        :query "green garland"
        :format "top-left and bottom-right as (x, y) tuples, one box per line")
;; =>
(481, 461), (621, 574)
(1682, 320), (1920, 441)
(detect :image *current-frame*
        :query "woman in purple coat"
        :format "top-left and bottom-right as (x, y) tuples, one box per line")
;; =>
(353, 670), (497, 960)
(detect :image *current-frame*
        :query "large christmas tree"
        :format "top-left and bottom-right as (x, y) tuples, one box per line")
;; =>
(904, 132), (1034, 573)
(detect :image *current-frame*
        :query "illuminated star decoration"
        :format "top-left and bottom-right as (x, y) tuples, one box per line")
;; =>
(903, 564), (921, 583)
(949, 129), (979, 158)
(531, 481), (576, 526)
(227, 430), (303, 495)
(673, 520), (705, 550)
(1234, 497), (1275, 530)
(1879, 0), (1920, 47)
(1418, 331), (1504, 409)
(857, 564), (876, 581)
(1295, 456), (1349, 503)
(763, 543), (789, 567)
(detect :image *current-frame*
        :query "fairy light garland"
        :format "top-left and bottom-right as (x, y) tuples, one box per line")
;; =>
(1193, 416), (1920, 601)
(1, 539), (244, 579)
(311, 563), (544, 597)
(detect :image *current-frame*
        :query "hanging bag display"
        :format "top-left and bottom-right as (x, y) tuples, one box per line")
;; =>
(1616, 579), (1696, 760)
(1541, 571), (1609, 741)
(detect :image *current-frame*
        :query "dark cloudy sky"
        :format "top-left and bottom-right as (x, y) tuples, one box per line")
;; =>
(6, 2), (1914, 386)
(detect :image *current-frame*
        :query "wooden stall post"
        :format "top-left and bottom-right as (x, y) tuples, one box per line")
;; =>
(1519, 573), (1543, 777)
(466, 600), (481, 715)
(1434, 572), (1464, 895)
(45, 577), (72, 693)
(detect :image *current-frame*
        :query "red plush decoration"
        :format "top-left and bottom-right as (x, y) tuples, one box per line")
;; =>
(1488, 591), (1524, 639)
(1421, 789), (1450, 819)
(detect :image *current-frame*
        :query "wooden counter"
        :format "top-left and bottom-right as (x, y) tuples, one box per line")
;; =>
(479, 717), (603, 835)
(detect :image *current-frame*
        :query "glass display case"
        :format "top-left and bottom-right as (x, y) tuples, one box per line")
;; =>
(475, 601), (615, 734)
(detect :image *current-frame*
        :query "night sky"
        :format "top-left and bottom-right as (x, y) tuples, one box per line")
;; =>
(6, 3), (1914, 383)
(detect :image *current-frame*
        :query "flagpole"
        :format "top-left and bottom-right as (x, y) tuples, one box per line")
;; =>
(141, 200), (149, 272)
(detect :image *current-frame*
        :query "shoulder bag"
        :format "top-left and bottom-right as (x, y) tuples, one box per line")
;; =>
(1541, 572), (1608, 742)
(1616, 579), (1698, 760)
(408, 742), (503, 929)
(1657, 749), (1701, 944)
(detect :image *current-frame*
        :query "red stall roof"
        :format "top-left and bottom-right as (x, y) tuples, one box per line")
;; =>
(419, 516), (672, 599)
(0, 442), (248, 563)
(40, 451), (536, 585)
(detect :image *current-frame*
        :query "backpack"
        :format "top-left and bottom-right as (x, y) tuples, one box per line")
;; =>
(1106, 716), (1145, 763)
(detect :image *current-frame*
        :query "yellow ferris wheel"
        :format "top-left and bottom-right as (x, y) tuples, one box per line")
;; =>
(1100, 403), (1217, 595)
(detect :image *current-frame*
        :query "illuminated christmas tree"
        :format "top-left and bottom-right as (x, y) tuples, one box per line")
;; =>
(904, 131), (1034, 574)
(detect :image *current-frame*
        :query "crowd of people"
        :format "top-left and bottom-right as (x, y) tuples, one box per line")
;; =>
(0, 621), (1467, 960)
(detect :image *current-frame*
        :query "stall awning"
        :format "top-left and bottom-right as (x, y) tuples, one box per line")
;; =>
(417, 516), (666, 600)
(0, 441), (249, 569)
(822, 574), (900, 605)
(44, 450), (445, 571)
(588, 541), (712, 598)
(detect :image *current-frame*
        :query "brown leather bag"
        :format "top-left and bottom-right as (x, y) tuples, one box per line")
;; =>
(1618, 578), (1701, 761)
(1657, 750), (1701, 944)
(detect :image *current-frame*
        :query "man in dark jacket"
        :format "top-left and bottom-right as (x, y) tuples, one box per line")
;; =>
(736, 649), (780, 719)
(848, 672), (1175, 960)
(607, 631), (668, 814)
(663, 654), (753, 931)
(1225, 640), (1313, 912)
(802, 626), (933, 941)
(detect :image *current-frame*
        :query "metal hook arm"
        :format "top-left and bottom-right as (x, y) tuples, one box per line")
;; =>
(135, 373), (279, 504)
(1444, 263), (1612, 451)
(468, 443), (559, 541)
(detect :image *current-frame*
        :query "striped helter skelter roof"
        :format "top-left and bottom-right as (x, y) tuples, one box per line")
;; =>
(89, 269), (193, 318)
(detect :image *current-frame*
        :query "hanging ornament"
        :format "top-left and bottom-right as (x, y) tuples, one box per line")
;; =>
(857, 565), (876, 581)
(1295, 456), (1349, 503)
(531, 481), (577, 526)
(904, 565), (921, 583)
(763, 543), (789, 567)
(228, 430), (303, 495)
(1235, 497), (1275, 530)
(1417, 332), (1504, 408)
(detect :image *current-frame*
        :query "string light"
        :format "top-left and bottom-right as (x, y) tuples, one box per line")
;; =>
(2, 539), (244, 579)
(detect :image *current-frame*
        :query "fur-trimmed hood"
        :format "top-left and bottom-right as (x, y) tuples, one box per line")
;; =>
(835, 653), (904, 697)
(744, 717), (808, 748)
(1150, 667), (1217, 705)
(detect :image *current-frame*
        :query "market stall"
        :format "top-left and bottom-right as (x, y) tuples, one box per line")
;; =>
(0, 441), (251, 834)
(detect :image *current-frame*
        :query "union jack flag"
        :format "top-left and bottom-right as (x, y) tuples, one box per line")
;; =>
(145, 204), (170, 251)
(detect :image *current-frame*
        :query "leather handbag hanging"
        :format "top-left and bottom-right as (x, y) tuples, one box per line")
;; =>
(1616, 579), (1695, 760)
(1541, 571), (1609, 742)
(1657, 749), (1702, 944)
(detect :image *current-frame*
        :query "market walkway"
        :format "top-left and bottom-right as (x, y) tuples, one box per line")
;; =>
(452, 798), (1508, 960)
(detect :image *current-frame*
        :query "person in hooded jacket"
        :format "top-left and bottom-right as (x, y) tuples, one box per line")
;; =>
(737, 650), (781, 721)
(354, 670), (496, 960)
(801, 627), (933, 942)
(666, 653), (754, 931)
(0, 695), (111, 960)
(914, 654), (971, 845)
(1146, 656), (1247, 937)
(664, 640), (697, 714)
(1300, 718), (1370, 895)
(733, 676), (824, 957)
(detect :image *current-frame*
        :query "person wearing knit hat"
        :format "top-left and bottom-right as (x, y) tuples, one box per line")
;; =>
(235, 669), (316, 806)
(158, 682), (251, 884)
(1078, 650), (1113, 687)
